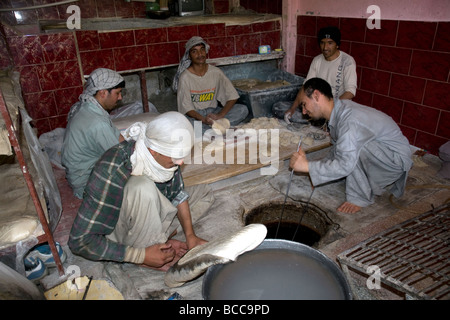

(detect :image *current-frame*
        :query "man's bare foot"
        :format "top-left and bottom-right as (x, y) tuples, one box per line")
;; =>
(337, 202), (361, 214)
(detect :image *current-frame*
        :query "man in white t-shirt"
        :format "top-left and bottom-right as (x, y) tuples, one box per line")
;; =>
(283, 26), (357, 123)
(173, 36), (249, 133)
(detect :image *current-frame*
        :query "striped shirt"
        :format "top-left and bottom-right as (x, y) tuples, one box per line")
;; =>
(68, 140), (185, 262)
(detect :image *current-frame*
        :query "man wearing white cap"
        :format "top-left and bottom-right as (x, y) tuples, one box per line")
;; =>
(173, 36), (249, 133)
(68, 112), (213, 270)
(61, 68), (126, 199)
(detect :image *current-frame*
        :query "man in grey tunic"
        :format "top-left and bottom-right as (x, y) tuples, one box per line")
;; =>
(290, 78), (413, 213)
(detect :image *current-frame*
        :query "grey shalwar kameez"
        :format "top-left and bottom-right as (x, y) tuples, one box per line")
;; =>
(308, 99), (413, 207)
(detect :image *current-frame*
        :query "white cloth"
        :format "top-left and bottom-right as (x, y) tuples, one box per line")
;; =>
(124, 122), (176, 182)
(123, 112), (194, 182)
(306, 51), (357, 99)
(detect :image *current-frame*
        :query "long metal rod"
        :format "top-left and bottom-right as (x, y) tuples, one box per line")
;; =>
(291, 187), (315, 241)
(275, 138), (302, 239)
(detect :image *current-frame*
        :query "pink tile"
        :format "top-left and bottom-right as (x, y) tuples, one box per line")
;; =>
(48, 115), (68, 132)
(76, 31), (100, 51)
(38, 60), (82, 91)
(340, 18), (366, 43)
(349, 42), (378, 69)
(434, 22), (450, 52)
(437, 111), (450, 139)
(389, 74), (425, 104)
(55, 86), (83, 115)
(41, 33), (77, 63)
(297, 16), (317, 37)
(365, 20), (398, 46)
(132, 1), (146, 18)
(113, 45), (148, 71)
(410, 50), (450, 82)
(372, 94), (404, 123)
(135, 28), (168, 45)
(167, 25), (198, 42)
(305, 36), (321, 57)
(206, 37), (235, 59)
(401, 102), (439, 134)
(360, 68), (391, 95)
(214, 0), (229, 14)
(23, 91), (57, 120)
(377, 46), (412, 75)
(96, 0), (116, 18)
(316, 17), (340, 32)
(423, 80), (450, 111)
(36, 3), (60, 20)
(77, 0), (98, 19)
(415, 130), (447, 155)
(398, 124), (416, 146)
(99, 30), (135, 49)
(80, 49), (114, 75)
(339, 40), (350, 54)
(226, 24), (252, 36)
(235, 34), (261, 55)
(33, 118), (51, 137)
(0, 37), (12, 69)
(397, 21), (436, 50)
(294, 54), (312, 77)
(114, 0), (135, 18)
(352, 89), (372, 107)
(252, 21), (277, 33)
(147, 42), (179, 67)
(296, 35), (307, 56)
(260, 30), (281, 50)
(8, 35), (44, 66)
(198, 24), (226, 39)
(18, 66), (41, 94)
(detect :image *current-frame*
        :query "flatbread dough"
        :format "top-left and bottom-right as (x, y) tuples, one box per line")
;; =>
(212, 118), (230, 135)
(164, 224), (267, 288)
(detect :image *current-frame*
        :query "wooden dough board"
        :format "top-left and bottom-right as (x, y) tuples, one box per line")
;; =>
(181, 126), (330, 187)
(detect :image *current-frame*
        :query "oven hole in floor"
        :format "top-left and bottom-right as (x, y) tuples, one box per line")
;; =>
(244, 202), (333, 247)
(263, 221), (321, 246)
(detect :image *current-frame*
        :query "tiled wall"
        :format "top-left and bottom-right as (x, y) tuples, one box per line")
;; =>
(0, 16), (280, 135)
(295, 15), (450, 156)
(239, 0), (282, 14)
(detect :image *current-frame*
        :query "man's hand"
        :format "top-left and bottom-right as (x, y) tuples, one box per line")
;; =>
(185, 234), (207, 250)
(289, 148), (309, 173)
(143, 243), (175, 269)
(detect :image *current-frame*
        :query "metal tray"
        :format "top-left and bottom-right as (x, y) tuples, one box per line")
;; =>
(203, 239), (352, 300)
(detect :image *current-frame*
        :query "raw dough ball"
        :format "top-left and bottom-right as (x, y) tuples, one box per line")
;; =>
(212, 118), (230, 135)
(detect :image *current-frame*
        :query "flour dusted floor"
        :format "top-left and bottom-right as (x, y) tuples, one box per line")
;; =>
(38, 148), (450, 300)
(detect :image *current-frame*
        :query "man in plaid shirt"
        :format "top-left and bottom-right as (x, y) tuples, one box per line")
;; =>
(69, 112), (211, 270)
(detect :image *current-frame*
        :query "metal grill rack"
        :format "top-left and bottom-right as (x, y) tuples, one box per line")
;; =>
(337, 202), (450, 300)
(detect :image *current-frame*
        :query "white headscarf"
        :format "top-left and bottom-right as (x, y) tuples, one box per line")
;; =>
(68, 68), (124, 120)
(124, 112), (194, 183)
(172, 36), (210, 92)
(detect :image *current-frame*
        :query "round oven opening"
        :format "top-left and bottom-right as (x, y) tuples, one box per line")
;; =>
(244, 201), (333, 247)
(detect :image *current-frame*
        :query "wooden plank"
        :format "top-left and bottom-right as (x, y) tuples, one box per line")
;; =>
(181, 126), (330, 186)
